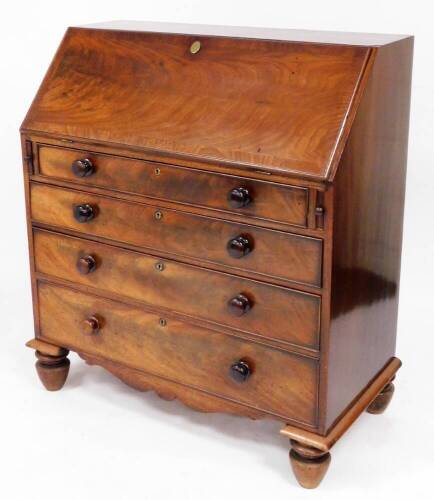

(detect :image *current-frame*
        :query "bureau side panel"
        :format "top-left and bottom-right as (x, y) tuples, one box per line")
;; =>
(325, 38), (413, 431)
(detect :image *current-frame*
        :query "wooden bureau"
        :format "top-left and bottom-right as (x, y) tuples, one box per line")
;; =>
(21, 21), (413, 489)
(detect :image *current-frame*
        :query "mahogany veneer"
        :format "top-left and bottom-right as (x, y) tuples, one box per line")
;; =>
(21, 21), (413, 489)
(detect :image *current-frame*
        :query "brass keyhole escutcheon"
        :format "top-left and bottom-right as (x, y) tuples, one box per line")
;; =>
(155, 262), (165, 272)
(154, 167), (161, 176)
(159, 318), (167, 327)
(190, 40), (201, 54)
(154, 210), (163, 220)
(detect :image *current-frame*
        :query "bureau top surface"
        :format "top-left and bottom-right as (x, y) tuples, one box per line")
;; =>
(22, 23), (405, 181)
(81, 21), (410, 47)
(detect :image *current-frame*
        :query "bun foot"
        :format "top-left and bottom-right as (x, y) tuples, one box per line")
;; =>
(35, 350), (70, 391)
(289, 440), (331, 489)
(367, 382), (395, 414)
(26, 339), (70, 391)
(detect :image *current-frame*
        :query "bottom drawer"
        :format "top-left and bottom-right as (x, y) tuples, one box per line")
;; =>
(37, 282), (318, 425)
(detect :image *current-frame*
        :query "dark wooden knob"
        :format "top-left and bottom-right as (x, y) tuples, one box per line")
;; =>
(228, 294), (252, 316)
(228, 187), (252, 208)
(73, 204), (95, 223)
(230, 360), (251, 383)
(77, 255), (97, 275)
(227, 235), (253, 258)
(83, 316), (100, 335)
(72, 158), (94, 178)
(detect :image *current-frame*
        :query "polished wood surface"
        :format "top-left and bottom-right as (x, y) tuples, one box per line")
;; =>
(38, 145), (310, 228)
(324, 37), (413, 431)
(21, 23), (413, 489)
(38, 282), (319, 425)
(26, 338), (68, 357)
(79, 351), (285, 420)
(281, 357), (401, 451)
(22, 27), (371, 180)
(30, 183), (323, 286)
(366, 382), (395, 414)
(33, 230), (321, 350)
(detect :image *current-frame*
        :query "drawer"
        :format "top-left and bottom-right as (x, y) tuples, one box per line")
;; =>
(34, 230), (321, 349)
(37, 282), (318, 424)
(30, 184), (323, 287)
(37, 145), (309, 228)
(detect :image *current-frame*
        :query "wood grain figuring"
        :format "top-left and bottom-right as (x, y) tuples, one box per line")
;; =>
(33, 230), (321, 349)
(21, 24), (413, 488)
(30, 183), (323, 286)
(29, 132), (328, 190)
(37, 282), (318, 425)
(324, 37), (413, 431)
(78, 351), (294, 421)
(37, 145), (309, 228)
(22, 27), (371, 179)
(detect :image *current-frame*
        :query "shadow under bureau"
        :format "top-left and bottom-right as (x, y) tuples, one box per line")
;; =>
(21, 21), (413, 489)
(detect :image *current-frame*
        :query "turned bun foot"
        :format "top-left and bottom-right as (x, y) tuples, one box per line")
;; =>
(35, 351), (70, 391)
(367, 382), (395, 414)
(289, 440), (331, 489)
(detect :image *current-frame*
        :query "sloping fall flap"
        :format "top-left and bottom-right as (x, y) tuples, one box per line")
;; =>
(22, 27), (372, 181)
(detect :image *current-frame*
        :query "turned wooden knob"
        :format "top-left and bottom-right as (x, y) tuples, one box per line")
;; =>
(72, 158), (94, 178)
(83, 316), (100, 335)
(228, 294), (252, 316)
(73, 203), (95, 223)
(228, 187), (252, 208)
(227, 235), (253, 258)
(230, 360), (251, 383)
(77, 255), (97, 275)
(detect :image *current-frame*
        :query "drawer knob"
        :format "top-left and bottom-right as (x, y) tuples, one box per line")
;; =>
(228, 294), (252, 316)
(77, 255), (97, 275)
(72, 158), (94, 178)
(230, 360), (251, 383)
(83, 316), (100, 335)
(228, 187), (252, 208)
(227, 235), (253, 258)
(73, 204), (95, 223)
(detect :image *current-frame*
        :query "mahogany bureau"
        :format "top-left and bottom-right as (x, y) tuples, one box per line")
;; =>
(21, 21), (413, 488)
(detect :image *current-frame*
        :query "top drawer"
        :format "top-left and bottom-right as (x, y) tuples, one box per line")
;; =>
(36, 145), (309, 227)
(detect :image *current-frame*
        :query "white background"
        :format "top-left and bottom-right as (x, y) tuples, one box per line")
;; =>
(1, 1), (433, 499)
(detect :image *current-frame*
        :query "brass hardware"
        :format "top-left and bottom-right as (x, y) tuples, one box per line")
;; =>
(155, 262), (165, 272)
(190, 40), (201, 54)
(154, 167), (161, 176)
(159, 318), (167, 327)
(154, 210), (163, 220)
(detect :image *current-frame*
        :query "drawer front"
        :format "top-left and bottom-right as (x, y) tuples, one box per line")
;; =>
(30, 184), (322, 286)
(34, 230), (320, 349)
(37, 146), (309, 227)
(38, 282), (318, 424)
